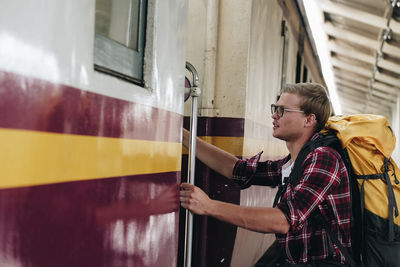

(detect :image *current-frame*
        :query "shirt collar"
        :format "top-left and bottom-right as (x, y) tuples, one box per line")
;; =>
(310, 132), (321, 141)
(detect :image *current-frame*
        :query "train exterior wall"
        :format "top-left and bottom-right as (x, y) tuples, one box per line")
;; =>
(393, 97), (400, 164)
(184, 0), (307, 266)
(0, 0), (187, 266)
(234, 1), (289, 266)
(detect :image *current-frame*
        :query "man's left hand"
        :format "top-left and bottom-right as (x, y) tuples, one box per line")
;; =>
(180, 183), (212, 215)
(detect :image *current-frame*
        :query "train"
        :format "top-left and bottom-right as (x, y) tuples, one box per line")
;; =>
(0, 0), (399, 266)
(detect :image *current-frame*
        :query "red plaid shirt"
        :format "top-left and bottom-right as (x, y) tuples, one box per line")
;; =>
(232, 134), (351, 264)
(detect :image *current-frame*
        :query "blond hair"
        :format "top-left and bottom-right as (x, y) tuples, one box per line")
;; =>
(282, 83), (332, 132)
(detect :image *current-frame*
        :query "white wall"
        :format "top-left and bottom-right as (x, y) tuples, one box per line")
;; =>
(392, 96), (400, 164)
(231, 1), (288, 265)
(0, 0), (188, 114)
(185, 0), (302, 265)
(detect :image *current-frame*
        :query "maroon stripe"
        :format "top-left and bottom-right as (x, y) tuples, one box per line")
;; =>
(184, 117), (244, 137)
(179, 155), (240, 267)
(0, 171), (180, 266)
(0, 71), (182, 142)
(181, 116), (245, 266)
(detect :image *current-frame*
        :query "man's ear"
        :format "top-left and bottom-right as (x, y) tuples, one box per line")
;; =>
(304, 113), (317, 128)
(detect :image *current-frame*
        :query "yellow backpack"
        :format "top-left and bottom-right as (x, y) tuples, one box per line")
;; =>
(325, 114), (399, 267)
(276, 114), (400, 266)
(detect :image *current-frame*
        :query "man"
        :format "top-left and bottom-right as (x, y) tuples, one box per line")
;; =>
(180, 83), (351, 266)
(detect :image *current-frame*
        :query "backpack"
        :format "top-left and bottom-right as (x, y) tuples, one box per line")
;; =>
(274, 114), (400, 267)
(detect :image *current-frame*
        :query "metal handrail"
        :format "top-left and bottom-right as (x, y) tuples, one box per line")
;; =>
(184, 62), (201, 267)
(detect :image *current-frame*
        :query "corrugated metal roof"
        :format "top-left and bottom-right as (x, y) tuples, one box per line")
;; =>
(305, 0), (400, 120)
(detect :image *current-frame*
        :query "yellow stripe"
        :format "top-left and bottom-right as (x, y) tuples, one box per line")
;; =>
(0, 128), (182, 188)
(182, 136), (244, 156)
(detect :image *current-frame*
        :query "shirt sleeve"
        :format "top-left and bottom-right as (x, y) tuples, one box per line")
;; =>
(276, 147), (344, 233)
(232, 152), (287, 189)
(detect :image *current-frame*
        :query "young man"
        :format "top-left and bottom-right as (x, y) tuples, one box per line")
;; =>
(180, 83), (351, 266)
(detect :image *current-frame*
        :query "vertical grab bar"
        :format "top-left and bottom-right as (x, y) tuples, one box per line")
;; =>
(184, 62), (201, 267)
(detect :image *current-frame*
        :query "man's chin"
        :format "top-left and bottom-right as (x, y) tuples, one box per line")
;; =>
(272, 131), (285, 141)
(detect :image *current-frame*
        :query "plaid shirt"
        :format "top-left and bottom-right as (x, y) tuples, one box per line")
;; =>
(232, 134), (351, 264)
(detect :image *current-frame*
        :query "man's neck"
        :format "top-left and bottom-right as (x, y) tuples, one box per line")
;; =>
(286, 132), (315, 162)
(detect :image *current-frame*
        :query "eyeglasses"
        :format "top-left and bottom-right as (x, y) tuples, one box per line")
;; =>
(270, 104), (304, 117)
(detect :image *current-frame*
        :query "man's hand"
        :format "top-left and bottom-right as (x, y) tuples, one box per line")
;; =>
(180, 183), (212, 215)
(180, 184), (290, 234)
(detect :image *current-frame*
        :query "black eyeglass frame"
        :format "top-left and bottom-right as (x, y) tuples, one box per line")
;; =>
(270, 104), (304, 117)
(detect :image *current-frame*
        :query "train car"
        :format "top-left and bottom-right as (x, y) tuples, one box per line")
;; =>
(0, 0), (187, 266)
(0, 0), (399, 267)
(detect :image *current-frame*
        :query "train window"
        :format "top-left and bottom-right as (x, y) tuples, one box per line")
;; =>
(302, 66), (308, 83)
(295, 51), (302, 83)
(94, 0), (147, 85)
(280, 20), (289, 93)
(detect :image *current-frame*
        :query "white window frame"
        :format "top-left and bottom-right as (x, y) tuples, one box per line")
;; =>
(94, 0), (147, 85)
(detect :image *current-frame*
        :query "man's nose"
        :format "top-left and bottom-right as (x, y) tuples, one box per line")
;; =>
(271, 112), (279, 120)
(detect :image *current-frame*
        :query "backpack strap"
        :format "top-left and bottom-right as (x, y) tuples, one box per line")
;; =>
(273, 133), (341, 207)
(356, 158), (399, 242)
(273, 178), (288, 207)
(383, 158), (398, 241)
(290, 134), (341, 185)
(314, 212), (357, 267)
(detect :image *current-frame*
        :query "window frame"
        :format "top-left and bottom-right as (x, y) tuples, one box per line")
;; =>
(94, 0), (147, 86)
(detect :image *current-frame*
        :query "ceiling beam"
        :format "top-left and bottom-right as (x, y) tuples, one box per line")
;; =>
(334, 71), (400, 95)
(339, 99), (392, 119)
(331, 57), (371, 76)
(338, 92), (391, 114)
(378, 59), (400, 75)
(340, 102), (391, 119)
(333, 70), (370, 85)
(323, 22), (379, 47)
(331, 57), (400, 88)
(341, 105), (362, 115)
(375, 72), (400, 88)
(338, 87), (392, 110)
(338, 98), (391, 118)
(373, 81), (400, 96)
(318, 0), (400, 34)
(328, 41), (374, 65)
(382, 42), (400, 56)
(328, 40), (400, 75)
(323, 22), (400, 56)
(336, 80), (396, 102)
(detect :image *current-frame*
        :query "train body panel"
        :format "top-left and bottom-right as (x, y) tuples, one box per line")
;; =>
(0, 0), (187, 113)
(0, 0), (187, 266)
